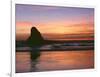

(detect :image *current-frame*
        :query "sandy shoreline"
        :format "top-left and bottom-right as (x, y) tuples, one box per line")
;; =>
(16, 50), (94, 73)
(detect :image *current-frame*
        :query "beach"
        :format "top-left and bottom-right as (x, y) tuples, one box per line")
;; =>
(16, 50), (94, 73)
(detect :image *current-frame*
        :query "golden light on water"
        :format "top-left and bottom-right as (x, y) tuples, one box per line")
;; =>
(16, 50), (94, 72)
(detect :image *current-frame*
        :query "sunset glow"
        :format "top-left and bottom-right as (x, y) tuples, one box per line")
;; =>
(16, 4), (94, 40)
(16, 4), (94, 73)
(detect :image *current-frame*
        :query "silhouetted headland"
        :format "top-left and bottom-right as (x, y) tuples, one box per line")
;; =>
(27, 27), (44, 47)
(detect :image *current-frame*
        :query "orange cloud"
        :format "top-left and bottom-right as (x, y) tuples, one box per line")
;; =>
(16, 21), (33, 34)
(16, 21), (94, 35)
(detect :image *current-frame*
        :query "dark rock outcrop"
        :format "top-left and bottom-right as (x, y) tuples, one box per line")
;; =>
(27, 27), (44, 47)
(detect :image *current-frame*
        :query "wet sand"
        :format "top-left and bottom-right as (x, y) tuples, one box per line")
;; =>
(16, 50), (94, 73)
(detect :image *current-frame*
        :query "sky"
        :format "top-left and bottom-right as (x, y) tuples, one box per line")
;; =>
(16, 4), (94, 40)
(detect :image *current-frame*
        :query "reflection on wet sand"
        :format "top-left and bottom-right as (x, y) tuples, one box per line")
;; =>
(16, 50), (94, 73)
(30, 49), (41, 72)
(16, 50), (41, 73)
(16, 52), (31, 73)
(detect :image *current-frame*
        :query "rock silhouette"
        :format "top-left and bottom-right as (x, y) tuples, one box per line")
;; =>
(27, 27), (44, 47)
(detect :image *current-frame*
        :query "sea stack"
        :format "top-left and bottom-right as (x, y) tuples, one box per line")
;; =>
(27, 27), (44, 47)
